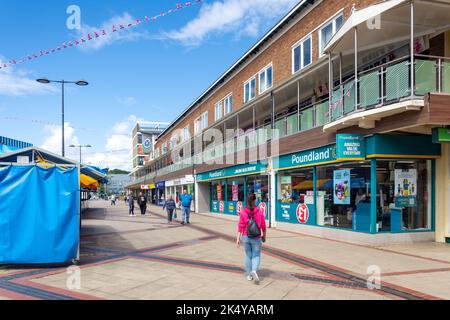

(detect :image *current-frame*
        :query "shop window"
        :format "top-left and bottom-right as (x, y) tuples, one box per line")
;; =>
(247, 175), (269, 203)
(376, 160), (431, 232)
(278, 169), (314, 204)
(211, 180), (226, 202)
(316, 162), (371, 230)
(227, 178), (245, 202)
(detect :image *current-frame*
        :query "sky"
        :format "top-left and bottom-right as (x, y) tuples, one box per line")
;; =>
(0, 0), (299, 170)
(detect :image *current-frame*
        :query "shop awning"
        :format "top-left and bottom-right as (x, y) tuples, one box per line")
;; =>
(324, 0), (450, 55)
(80, 174), (99, 190)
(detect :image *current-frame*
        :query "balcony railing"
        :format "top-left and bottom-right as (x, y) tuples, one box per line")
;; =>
(328, 54), (450, 123)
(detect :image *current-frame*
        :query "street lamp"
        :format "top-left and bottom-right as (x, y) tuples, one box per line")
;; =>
(69, 144), (92, 164)
(36, 78), (89, 157)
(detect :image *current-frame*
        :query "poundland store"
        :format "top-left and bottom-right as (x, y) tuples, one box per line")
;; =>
(195, 134), (441, 245)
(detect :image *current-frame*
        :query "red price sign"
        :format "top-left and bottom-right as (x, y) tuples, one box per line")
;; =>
(237, 201), (243, 215)
(296, 204), (309, 224)
(259, 202), (267, 218)
(219, 201), (224, 213)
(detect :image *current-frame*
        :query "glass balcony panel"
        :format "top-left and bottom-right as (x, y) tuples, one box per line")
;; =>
(331, 88), (342, 121)
(385, 60), (410, 101)
(415, 59), (436, 96)
(274, 119), (286, 139)
(359, 71), (379, 109)
(286, 114), (299, 136)
(315, 100), (328, 127)
(343, 80), (356, 114)
(441, 61), (450, 94)
(300, 107), (314, 132)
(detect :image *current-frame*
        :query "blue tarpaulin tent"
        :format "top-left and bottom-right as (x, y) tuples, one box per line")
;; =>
(0, 147), (83, 265)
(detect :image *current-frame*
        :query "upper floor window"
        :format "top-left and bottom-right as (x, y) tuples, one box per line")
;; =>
(244, 77), (256, 103)
(137, 133), (143, 144)
(194, 117), (201, 135)
(292, 36), (312, 74)
(224, 95), (233, 115)
(182, 125), (190, 142)
(214, 101), (223, 121)
(259, 64), (273, 94)
(319, 13), (344, 56)
(201, 112), (208, 130)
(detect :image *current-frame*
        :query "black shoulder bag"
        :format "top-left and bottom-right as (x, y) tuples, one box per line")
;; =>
(247, 209), (261, 238)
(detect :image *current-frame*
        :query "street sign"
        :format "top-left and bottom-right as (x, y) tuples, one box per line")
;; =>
(140, 185), (150, 190)
(296, 203), (309, 224)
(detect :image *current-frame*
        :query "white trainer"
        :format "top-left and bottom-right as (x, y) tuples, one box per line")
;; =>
(246, 274), (253, 281)
(250, 271), (260, 285)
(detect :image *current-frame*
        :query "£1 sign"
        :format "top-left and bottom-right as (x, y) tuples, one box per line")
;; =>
(296, 203), (309, 224)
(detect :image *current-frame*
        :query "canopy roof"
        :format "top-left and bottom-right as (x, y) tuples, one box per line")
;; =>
(0, 146), (107, 183)
(324, 0), (450, 55)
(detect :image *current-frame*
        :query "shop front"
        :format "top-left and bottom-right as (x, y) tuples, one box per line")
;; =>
(197, 163), (270, 218)
(274, 134), (440, 236)
(155, 181), (165, 206)
(165, 175), (195, 211)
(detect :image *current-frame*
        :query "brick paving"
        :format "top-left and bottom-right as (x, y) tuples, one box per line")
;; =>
(0, 200), (449, 300)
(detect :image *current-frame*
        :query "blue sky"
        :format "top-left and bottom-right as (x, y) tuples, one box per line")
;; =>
(0, 0), (299, 169)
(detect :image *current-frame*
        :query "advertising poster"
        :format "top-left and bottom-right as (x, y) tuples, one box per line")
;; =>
(394, 169), (417, 208)
(333, 169), (351, 205)
(217, 184), (223, 201)
(280, 176), (292, 203)
(232, 184), (239, 202)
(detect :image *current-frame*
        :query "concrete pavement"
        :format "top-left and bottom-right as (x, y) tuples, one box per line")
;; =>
(0, 200), (449, 300)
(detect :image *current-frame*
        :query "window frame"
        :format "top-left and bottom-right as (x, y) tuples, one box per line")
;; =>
(201, 111), (209, 130)
(244, 76), (257, 103)
(292, 34), (313, 74)
(194, 117), (201, 136)
(214, 101), (223, 122)
(318, 12), (344, 57)
(258, 63), (273, 95)
(224, 94), (233, 115)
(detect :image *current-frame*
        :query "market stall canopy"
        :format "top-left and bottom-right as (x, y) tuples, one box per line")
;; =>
(80, 174), (99, 190)
(323, 0), (450, 55)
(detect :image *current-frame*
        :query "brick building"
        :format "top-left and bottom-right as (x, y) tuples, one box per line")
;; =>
(127, 0), (450, 245)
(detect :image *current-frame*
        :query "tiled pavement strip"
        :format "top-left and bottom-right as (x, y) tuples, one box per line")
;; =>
(0, 201), (449, 300)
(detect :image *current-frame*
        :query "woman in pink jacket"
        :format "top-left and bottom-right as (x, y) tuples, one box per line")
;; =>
(236, 194), (267, 284)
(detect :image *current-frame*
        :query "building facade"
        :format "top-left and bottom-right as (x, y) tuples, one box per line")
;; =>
(0, 136), (33, 154)
(127, 0), (450, 245)
(106, 174), (131, 195)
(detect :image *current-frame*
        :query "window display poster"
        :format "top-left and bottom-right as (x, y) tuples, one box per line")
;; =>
(280, 176), (292, 203)
(394, 169), (417, 197)
(232, 183), (239, 202)
(333, 169), (351, 205)
(217, 184), (223, 201)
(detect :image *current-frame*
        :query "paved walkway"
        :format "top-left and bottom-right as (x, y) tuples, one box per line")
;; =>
(0, 200), (449, 300)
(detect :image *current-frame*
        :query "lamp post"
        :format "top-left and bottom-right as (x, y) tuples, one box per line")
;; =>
(69, 144), (92, 164)
(36, 78), (89, 157)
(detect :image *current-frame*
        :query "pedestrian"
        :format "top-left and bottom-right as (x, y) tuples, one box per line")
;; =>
(128, 193), (135, 217)
(138, 192), (147, 216)
(179, 189), (193, 225)
(124, 195), (128, 204)
(163, 195), (177, 224)
(236, 194), (266, 285)
(110, 194), (116, 206)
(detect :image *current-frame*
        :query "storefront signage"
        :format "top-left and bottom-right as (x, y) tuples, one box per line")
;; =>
(336, 134), (365, 160)
(432, 128), (450, 143)
(197, 162), (267, 182)
(141, 185), (150, 190)
(333, 169), (351, 205)
(156, 181), (165, 189)
(276, 145), (336, 170)
(232, 184), (239, 202)
(296, 204), (309, 224)
(219, 201), (225, 213)
(143, 138), (152, 154)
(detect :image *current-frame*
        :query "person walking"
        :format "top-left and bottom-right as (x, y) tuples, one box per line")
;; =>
(163, 195), (177, 224)
(179, 189), (193, 225)
(128, 193), (135, 217)
(110, 194), (116, 206)
(236, 194), (266, 285)
(138, 192), (147, 216)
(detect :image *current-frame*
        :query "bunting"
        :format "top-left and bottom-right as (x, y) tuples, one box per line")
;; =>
(0, 1), (203, 70)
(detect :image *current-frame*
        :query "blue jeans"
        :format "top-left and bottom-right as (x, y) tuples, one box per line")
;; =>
(242, 236), (262, 274)
(181, 206), (190, 223)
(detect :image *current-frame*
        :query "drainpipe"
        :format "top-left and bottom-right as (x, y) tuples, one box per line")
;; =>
(354, 26), (359, 111)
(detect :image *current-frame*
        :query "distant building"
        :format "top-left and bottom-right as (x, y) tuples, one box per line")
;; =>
(0, 136), (33, 154)
(130, 122), (169, 179)
(107, 174), (131, 195)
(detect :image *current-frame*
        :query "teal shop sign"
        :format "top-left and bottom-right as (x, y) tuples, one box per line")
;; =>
(197, 162), (267, 182)
(275, 145), (336, 170)
(336, 134), (365, 160)
(395, 196), (416, 208)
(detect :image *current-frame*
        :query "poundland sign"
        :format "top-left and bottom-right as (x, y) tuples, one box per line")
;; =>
(276, 145), (336, 170)
(336, 134), (365, 160)
(197, 163), (267, 182)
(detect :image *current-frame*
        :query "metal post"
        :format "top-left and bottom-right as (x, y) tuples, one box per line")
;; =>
(438, 59), (442, 92)
(370, 158), (377, 234)
(339, 52), (343, 114)
(354, 27), (358, 111)
(328, 54), (332, 123)
(61, 81), (65, 157)
(297, 80), (300, 132)
(410, 0), (415, 97)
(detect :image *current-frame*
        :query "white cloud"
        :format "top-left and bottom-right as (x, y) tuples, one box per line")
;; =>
(75, 12), (149, 51)
(83, 115), (142, 170)
(40, 123), (80, 155)
(0, 57), (57, 96)
(164, 0), (299, 45)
